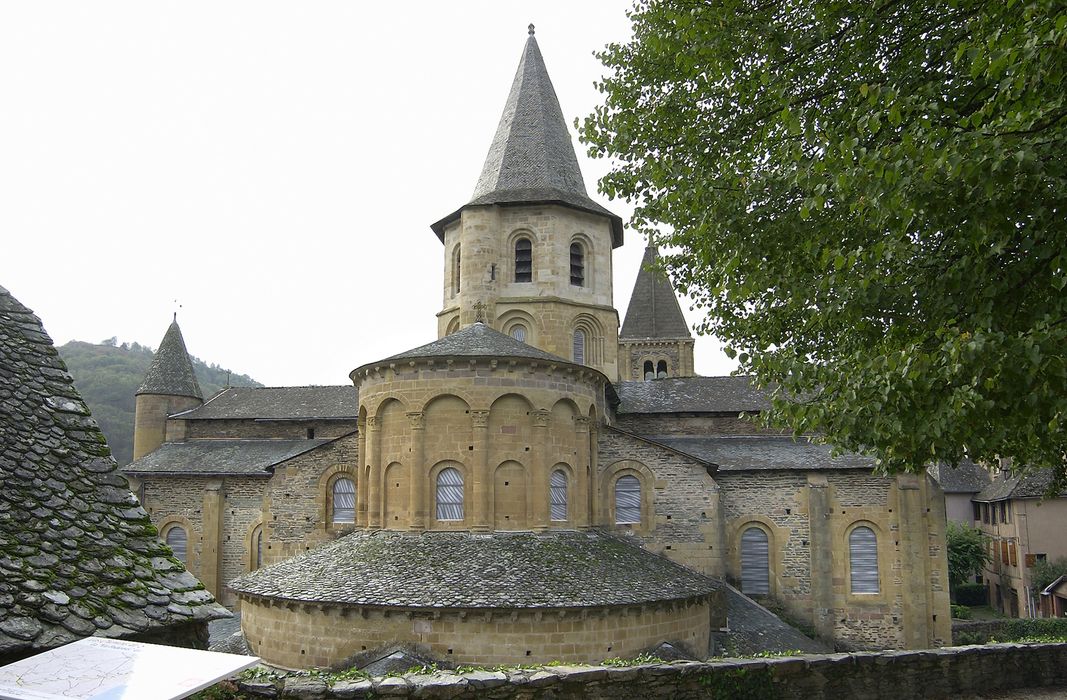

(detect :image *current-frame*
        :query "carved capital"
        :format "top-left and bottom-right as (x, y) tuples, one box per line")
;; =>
(407, 411), (425, 430)
(470, 410), (490, 428)
(366, 416), (382, 431)
(531, 409), (551, 428)
(574, 416), (591, 432)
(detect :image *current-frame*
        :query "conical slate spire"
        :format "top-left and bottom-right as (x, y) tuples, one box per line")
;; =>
(620, 246), (692, 340)
(136, 318), (203, 399)
(432, 28), (623, 246)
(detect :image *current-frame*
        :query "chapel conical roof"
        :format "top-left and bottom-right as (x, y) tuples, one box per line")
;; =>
(136, 317), (203, 399)
(620, 246), (692, 340)
(431, 26), (623, 246)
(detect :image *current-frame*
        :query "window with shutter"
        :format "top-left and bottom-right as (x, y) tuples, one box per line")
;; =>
(570, 243), (585, 286)
(515, 239), (532, 282)
(614, 475), (641, 524)
(166, 526), (188, 564)
(849, 526), (879, 594)
(573, 329), (586, 365)
(510, 325), (527, 343)
(740, 527), (770, 594)
(550, 470), (568, 521)
(331, 477), (355, 524)
(436, 467), (464, 521)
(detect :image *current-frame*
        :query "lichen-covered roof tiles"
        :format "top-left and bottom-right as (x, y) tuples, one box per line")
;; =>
(174, 385), (358, 421)
(645, 435), (876, 472)
(136, 318), (203, 400)
(620, 247), (692, 340)
(124, 437), (342, 476)
(614, 376), (772, 414)
(0, 286), (228, 661)
(231, 530), (718, 608)
(975, 468), (1065, 501)
(361, 323), (579, 371)
(928, 460), (992, 494)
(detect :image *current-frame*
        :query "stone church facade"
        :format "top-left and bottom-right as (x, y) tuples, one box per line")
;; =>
(124, 29), (951, 667)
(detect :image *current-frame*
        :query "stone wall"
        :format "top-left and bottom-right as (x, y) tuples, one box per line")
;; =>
(231, 643), (1067, 700)
(613, 411), (784, 437)
(180, 418), (355, 440)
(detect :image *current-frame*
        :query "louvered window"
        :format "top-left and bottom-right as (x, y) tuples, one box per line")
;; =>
(570, 243), (585, 286)
(515, 239), (532, 282)
(436, 467), (464, 521)
(453, 246), (461, 295)
(849, 526), (879, 594)
(740, 527), (770, 595)
(166, 526), (188, 564)
(331, 477), (355, 524)
(615, 475), (641, 524)
(253, 526), (263, 570)
(511, 325), (527, 343)
(550, 470), (568, 521)
(573, 329), (586, 365)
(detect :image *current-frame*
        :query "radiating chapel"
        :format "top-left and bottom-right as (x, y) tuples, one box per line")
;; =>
(124, 28), (952, 668)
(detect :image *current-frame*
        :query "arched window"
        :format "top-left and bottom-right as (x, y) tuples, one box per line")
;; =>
(740, 527), (770, 595)
(251, 525), (264, 571)
(657, 360), (668, 379)
(514, 238), (532, 282)
(614, 475), (641, 524)
(849, 526), (879, 594)
(511, 325), (527, 343)
(331, 477), (355, 524)
(643, 361), (654, 381)
(436, 467), (464, 520)
(453, 245), (461, 295)
(570, 242), (585, 286)
(165, 526), (188, 564)
(550, 470), (568, 521)
(573, 329), (586, 365)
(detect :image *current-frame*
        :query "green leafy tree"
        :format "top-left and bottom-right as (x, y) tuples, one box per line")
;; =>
(580, 1), (1067, 486)
(1032, 556), (1067, 592)
(946, 521), (989, 589)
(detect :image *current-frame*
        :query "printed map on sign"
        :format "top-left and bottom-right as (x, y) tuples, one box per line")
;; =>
(0, 637), (258, 700)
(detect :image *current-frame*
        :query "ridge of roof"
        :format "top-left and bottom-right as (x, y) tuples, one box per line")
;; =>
(620, 246), (692, 340)
(975, 468), (1065, 501)
(124, 436), (349, 476)
(136, 317), (203, 400)
(430, 29), (623, 246)
(173, 385), (359, 421)
(614, 375), (772, 414)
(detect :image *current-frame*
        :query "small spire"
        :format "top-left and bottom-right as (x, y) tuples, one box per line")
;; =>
(528, 23), (535, 36)
(172, 311), (177, 323)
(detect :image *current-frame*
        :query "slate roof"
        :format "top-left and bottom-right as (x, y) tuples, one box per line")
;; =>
(614, 376), (772, 414)
(174, 385), (358, 421)
(0, 285), (227, 660)
(927, 460), (991, 494)
(431, 28), (623, 247)
(645, 435), (876, 472)
(620, 247), (692, 340)
(719, 582), (829, 655)
(136, 317), (203, 400)
(124, 438), (339, 476)
(231, 530), (718, 608)
(975, 468), (1065, 501)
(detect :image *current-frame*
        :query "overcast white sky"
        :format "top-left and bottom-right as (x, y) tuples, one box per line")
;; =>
(1, 1), (735, 386)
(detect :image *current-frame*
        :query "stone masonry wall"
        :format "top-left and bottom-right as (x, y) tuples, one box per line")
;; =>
(182, 418), (355, 440)
(613, 412), (785, 437)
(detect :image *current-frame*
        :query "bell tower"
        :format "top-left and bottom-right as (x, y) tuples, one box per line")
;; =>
(431, 26), (625, 380)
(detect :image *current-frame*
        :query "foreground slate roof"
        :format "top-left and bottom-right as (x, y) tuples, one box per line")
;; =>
(0, 286), (227, 659)
(136, 317), (203, 400)
(647, 435), (876, 472)
(364, 323), (579, 370)
(431, 29), (623, 246)
(174, 385), (358, 420)
(232, 530), (717, 608)
(614, 376), (772, 414)
(124, 438), (340, 476)
(975, 468), (1065, 501)
(620, 247), (692, 340)
(928, 460), (991, 494)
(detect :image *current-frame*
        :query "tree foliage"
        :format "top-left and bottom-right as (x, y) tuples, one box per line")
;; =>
(946, 521), (990, 588)
(1032, 555), (1067, 592)
(581, 0), (1067, 484)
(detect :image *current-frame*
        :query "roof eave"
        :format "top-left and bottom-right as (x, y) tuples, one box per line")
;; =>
(431, 201), (624, 248)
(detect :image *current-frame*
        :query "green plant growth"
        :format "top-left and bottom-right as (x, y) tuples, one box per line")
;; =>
(947, 522), (990, 591)
(699, 668), (779, 699)
(950, 604), (972, 620)
(602, 653), (665, 667)
(1031, 556), (1067, 593)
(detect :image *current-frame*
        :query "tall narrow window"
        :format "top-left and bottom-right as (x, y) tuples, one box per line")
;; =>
(252, 526), (263, 570)
(453, 245), (461, 295)
(657, 360), (668, 378)
(515, 238), (532, 282)
(331, 477), (355, 524)
(166, 526), (188, 564)
(614, 475), (641, 524)
(550, 470), (568, 521)
(510, 325), (527, 343)
(573, 329), (586, 365)
(643, 361), (654, 380)
(740, 527), (770, 595)
(849, 526), (879, 593)
(570, 242), (585, 286)
(436, 467), (464, 520)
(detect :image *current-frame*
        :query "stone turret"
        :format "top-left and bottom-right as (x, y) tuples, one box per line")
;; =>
(432, 26), (624, 380)
(132, 316), (203, 460)
(619, 246), (695, 380)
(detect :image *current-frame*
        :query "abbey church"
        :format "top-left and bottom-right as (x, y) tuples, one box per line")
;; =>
(124, 29), (951, 668)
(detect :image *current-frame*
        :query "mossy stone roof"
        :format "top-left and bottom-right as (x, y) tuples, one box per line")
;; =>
(174, 385), (358, 421)
(620, 246), (692, 341)
(136, 318), (203, 400)
(0, 286), (227, 660)
(614, 376), (772, 414)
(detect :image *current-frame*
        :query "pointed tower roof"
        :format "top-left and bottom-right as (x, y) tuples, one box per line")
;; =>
(432, 26), (623, 246)
(620, 246), (692, 340)
(136, 316), (203, 399)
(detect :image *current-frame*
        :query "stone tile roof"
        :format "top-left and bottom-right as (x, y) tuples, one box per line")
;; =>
(975, 468), (1065, 501)
(646, 435), (875, 472)
(927, 460), (992, 494)
(369, 323), (574, 368)
(174, 385), (358, 420)
(0, 285), (228, 660)
(231, 530), (718, 608)
(124, 438), (340, 476)
(719, 583), (829, 655)
(431, 29), (623, 246)
(620, 247), (692, 340)
(614, 376), (772, 414)
(136, 318), (203, 400)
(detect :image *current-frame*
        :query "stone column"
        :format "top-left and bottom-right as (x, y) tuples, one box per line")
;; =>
(356, 415), (368, 527)
(574, 416), (591, 529)
(366, 416), (382, 530)
(407, 411), (426, 531)
(470, 410), (490, 532)
(531, 409), (551, 531)
(806, 473), (835, 641)
(200, 479), (224, 599)
(898, 472), (933, 649)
